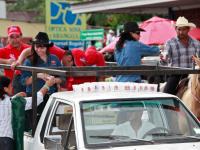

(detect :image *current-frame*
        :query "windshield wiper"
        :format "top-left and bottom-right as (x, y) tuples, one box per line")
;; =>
(89, 135), (154, 144)
(90, 135), (128, 140)
(151, 132), (183, 137)
(182, 135), (200, 140)
(127, 138), (154, 144)
(151, 133), (200, 140)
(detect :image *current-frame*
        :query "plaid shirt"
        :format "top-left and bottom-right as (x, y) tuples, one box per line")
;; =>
(0, 92), (43, 139)
(164, 37), (200, 68)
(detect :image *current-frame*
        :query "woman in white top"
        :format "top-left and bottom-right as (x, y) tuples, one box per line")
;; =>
(0, 75), (55, 150)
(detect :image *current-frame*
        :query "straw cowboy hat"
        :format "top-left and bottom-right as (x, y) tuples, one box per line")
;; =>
(175, 16), (196, 28)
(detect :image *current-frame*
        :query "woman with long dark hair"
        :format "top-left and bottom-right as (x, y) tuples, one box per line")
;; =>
(0, 75), (55, 150)
(21, 32), (63, 96)
(115, 22), (160, 82)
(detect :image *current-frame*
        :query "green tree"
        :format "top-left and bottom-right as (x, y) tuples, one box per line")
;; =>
(7, 0), (45, 22)
(88, 13), (152, 30)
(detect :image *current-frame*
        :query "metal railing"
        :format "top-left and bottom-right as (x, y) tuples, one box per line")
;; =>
(0, 64), (200, 136)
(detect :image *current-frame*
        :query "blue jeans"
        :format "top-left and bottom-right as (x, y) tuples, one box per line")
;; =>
(0, 137), (14, 150)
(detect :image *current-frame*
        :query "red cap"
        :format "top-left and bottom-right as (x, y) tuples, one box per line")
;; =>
(85, 49), (98, 66)
(71, 48), (86, 66)
(7, 26), (22, 36)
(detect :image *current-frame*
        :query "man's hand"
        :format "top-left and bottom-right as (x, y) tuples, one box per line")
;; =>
(37, 73), (54, 81)
(158, 45), (164, 51)
(45, 76), (56, 87)
(192, 55), (200, 67)
(11, 61), (20, 70)
(7, 58), (15, 65)
(15, 92), (27, 97)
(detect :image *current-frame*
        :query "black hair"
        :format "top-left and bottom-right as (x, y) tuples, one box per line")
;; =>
(62, 45), (69, 51)
(116, 32), (136, 51)
(0, 76), (11, 100)
(91, 40), (96, 46)
(64, 50), (72, 56)
(63, 50), (75, 66)
(30, 43), (50, 66)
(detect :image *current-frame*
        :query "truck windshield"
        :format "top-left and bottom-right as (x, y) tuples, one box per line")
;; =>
(81, 98), (200, 147)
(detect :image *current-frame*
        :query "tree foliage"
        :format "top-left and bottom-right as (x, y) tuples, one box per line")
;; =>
(7, 0), (152, 29)
(88, 13), (152, 30)
(7, 0), (45, 22)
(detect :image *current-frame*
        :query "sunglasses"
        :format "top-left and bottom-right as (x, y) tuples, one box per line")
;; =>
(35, 44), (46, 48)
(10, 35), (20, 39)
(135, 31), (141, 35)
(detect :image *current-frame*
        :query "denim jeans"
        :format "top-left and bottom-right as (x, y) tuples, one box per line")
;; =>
(0, 137), (14, 150)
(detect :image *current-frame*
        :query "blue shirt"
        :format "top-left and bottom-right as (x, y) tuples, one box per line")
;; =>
(21, 54), (62, 95)
(115, 40), (159, 82)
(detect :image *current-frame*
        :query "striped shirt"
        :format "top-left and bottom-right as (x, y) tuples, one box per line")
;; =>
(164, 36), (200, 68)
(0, 92), (43, 139)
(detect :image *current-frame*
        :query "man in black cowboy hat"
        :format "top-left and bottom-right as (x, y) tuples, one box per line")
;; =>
(115, 21), (160, 82)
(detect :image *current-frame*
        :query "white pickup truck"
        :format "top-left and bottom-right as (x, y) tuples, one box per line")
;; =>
(24, 82), (200, 150)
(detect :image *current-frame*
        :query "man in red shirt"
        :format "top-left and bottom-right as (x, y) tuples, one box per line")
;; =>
(0, 26), (30, 94)
(0, 26), (30, 80)
(61, 47), (106, 91)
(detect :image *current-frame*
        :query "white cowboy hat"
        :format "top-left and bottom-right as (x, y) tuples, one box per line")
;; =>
(175, 16), (196, 28)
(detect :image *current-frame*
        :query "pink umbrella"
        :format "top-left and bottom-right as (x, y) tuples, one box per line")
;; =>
(189, 28), (200, 41)
(99, 37), (119, 53)
(139, 16), (176, 45)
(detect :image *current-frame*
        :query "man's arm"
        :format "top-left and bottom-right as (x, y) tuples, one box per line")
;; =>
(0, 58), (14, 64)
(0, 48), (15, 64)
(24, 76), (56, 110)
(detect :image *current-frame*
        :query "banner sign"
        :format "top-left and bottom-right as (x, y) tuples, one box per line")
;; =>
(80, 29), (104, 41)
(46, 0), (87, 48)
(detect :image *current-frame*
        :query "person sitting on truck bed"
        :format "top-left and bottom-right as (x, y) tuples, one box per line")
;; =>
(20, 32), (63, 96)
(20, 32), (63, 131)
(111, 103), (155, 139)
(60, 48), (106, 91)
(0, 75), (55, 150)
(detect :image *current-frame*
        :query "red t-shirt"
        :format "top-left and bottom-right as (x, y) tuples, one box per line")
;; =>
(85, 47), (105, 66)
(64, 48), (106, 91)
(49, 45), (65, 61)
(71, 48), (86, 66)
(0, 43), (30, 80)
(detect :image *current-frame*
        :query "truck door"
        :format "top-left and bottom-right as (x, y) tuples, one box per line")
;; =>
(43, 101), (77, 150)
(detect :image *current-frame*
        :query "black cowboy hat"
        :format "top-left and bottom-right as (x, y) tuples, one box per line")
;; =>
(123, 22), (145, 33)
(32, 32), (53, 47)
